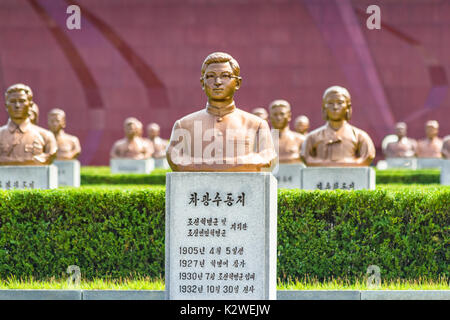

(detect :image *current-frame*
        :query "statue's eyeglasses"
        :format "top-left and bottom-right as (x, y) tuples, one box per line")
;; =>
(203, 73), (239, 82)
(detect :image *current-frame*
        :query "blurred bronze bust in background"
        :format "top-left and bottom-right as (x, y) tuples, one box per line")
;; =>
(269, 99), (304, 163)
(416, 120), (442, 158)
(48, 108), (81, 160)
(166, 52), (277, 172)
(294, 115), (310, 136)
(146, 122), (167, 159)
(110, 117), (153, 159)
(300, 86), (375, 166)
(442, 136), (450, 159)
(251, 107), (268, 121)
(384, 122), (417, 158)
(0, 84), (57, 165)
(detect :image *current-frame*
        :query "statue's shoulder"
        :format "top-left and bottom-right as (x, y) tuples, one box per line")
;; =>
(177, 109), (208, 127)
(306, 124), (327, 138)
(235, 108), (268, 128)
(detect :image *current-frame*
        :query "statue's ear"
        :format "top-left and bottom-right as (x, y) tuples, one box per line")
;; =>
(200, 77), (205, 91)
(234, 76), (242, 91)
(346, 103), (352, 120)
(322, 104), (328, 121)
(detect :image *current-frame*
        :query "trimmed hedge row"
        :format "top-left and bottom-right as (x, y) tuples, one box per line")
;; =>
(80, 167), (441, 185)
(0, 187), (448, 281)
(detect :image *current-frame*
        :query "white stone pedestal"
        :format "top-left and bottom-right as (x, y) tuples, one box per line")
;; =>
(273, 163), (305, 189)
(0, 165), (58, 189)
(300, 167), (375, 190)
(165, 172), (277, 300)
(416, 158), (443, 169)
(110, 159), (154, 174)
(386, 158), (417, 169)
(154, 157), (170, 169)
(53, 160), (80, 187)
(440, 160), (450, 185)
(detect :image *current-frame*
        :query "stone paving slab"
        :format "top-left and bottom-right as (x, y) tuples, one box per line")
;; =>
(0, 289), (82, 300)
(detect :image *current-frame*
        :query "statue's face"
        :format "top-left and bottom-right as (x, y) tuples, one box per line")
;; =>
(395, 124), (407, 138)
(124, 121), (140, 138)
(148, 126), (159, 139)
(270, 105), (290, 130)
(6, 91), (30, 121)
(425, 124), (438, 139)
(323, 92), (348, 121)
(48, 113), (64, 133)
(295, 119), (309, 134)
(201, 62), (239, 102)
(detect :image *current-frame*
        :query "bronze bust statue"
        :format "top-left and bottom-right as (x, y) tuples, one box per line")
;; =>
(294, 115), (310, 136)
(0, 84), (57, 165)
(166, 52), (277, 172)
(269, 99), (304, 163)
(384, 122), (417, 158)
(416, 120), (443, 158)
(110, 117), (153, 159)
(146, 122), (167, 159)
(442, 135), (450, 159)
(48, 108), (81, 160)
(300, 86), (375, 166)
(251, 107), (269, 121)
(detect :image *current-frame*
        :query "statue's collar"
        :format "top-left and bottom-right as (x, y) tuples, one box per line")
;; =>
(7, 118), (31, 133)
(206, 101), (236, 117)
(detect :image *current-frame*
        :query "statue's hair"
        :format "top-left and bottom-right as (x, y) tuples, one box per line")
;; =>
(426, 120), (439, 128)
(201, 52), (240, 77)
(48, 108), (66, 118)
(124, 117), (142, 129)
(322, 85), (352, 120)
(5, 83), (33, 101)
(396, 122), (407, 129)
(147, 122), (160, 131)
(269, 99), (291, 112)
(294, 115), (309, 124)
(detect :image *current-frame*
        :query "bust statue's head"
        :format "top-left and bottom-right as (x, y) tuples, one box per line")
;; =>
(269, 99), (291, 130)
(294, 115), (310, 134)
(322, 86), (352, 122)
(395, 122), (407, 139)
(200, 52), (242, 103)
(252, 107), (268, 121)
(29, 102), (39, 124)
(147, 122), (160, 140)
(124, 117), (142, 139)
(48, 108), (66, 134)
(5, 83), (33, 123)
(425, 120), (439, 139)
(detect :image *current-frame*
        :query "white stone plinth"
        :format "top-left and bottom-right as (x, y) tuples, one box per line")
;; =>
(416, 158), (443, 169)
(165, 172), (277, 300)
(386, 158), (417, 169)
(300, 167), (375, 190)
(110, 159), (154, 174)
(154, 157), (170, 169)
(0, 165), (58, 189)
(273, 163), (305, 189)
(440, 160), (450, 185)
(53, 160), (80, 187)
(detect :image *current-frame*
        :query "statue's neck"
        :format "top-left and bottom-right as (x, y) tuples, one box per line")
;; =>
(328, 119), (346, 131)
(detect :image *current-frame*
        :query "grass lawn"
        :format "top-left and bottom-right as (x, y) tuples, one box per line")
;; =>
(0, 276), (448, 290)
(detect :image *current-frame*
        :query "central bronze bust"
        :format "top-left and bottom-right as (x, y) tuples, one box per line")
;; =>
(166, 52), (277, 172)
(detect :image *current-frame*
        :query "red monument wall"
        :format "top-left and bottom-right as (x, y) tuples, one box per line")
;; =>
(0, 0), (448, 165)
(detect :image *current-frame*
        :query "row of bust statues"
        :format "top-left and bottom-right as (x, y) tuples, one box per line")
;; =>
(0, 83), (80, 165)
(2, 53), (449, 170)
(383, 121), (449, 159)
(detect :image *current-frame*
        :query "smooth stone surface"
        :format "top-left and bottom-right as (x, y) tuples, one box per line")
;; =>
(440, 159), (450, 185)
(0, 290), (81, 300)
(165, 172), (277, 300)
(154, 157), (170, 169)
(110, 158), (155, 174)
(0, 165), (58, 189)
(386, 158), (417, 169)
(277, 290), (360, 300)
(416, 158), (443, 169)
(83, 290), (165, 300)
(273, 163), (305, 189)
(300, 167), (375, 190)
(53, 160), (80, 187)
(361, 290), (450, 300)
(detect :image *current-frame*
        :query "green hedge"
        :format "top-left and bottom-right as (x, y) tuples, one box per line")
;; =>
(0, 187), (448, 281)
(80, 167), (441, 185)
